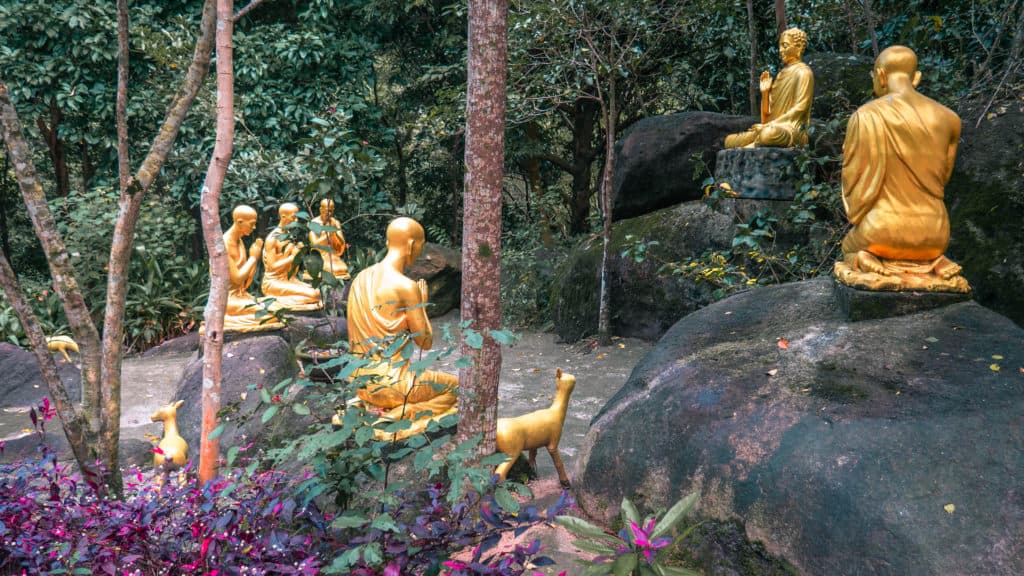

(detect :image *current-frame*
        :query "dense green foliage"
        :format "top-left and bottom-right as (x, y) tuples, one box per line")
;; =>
(1, 0), (1020, 339)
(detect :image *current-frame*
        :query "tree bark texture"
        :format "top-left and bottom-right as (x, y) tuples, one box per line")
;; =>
(775, 0), (787, 36)
(0, 80), (104, 429)
(457, 0), (507, 457)
(747, 0), (759, 117)
(569, 98), (598, 235)
(596, 77), (615, 345)
(99, 0), (215, 491)
(199, 0), (235, 484)
(36, 98), (70, 198)
(863, 0), (879, 57)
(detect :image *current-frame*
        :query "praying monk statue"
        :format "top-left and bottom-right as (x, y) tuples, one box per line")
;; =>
(223, 205), (285, 332)
(309, 199), (350, 280)
(725, 28), (813, 148)
(833, 45), (969, 293)
(262, 203), (322, 311)
(347, 217), (458, 440)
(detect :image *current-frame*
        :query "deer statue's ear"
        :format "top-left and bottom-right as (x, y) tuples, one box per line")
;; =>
(556, 368), (562, 379)
(174, 399), (184, 409)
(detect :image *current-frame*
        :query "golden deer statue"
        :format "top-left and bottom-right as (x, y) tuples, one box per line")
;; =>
(494, 369), (576, 488)
(46, 335), (79, 363)
(150, 400), (189, 480)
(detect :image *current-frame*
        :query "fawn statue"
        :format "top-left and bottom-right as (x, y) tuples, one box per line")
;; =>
(150, 400), (189, 480)
(46, 335), (79, 363)
(495, 369), (576, 488)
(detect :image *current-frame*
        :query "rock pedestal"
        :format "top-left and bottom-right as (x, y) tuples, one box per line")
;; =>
(833, 279), (972, 322)
(714, 147), (802, 200)
(575, 277), (1024, 576)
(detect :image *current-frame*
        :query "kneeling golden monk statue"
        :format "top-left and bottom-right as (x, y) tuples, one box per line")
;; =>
(223, 205), (284, 332)
(347, 217), (458, 439)
(834, 45), (969, 292)
(262, 203), (322, 311)
(725, 27), (814, 149)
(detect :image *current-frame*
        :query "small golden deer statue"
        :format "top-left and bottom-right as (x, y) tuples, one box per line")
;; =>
(150, 400), (189, 479)
(495, 369), (577, 488)
(46, 335), (79, 363)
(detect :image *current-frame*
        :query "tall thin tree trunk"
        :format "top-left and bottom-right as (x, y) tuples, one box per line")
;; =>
(569, 98), (597, 235)
(37, 98), (70, 198)
(747, 0), (759, 116)
(199, 0), (235, 484)
(524, 123), (553, 248)
(79, 140), (94, 194)
(457, 0), (507, 458)
(863, 0), (879, 57)
(596, 77), (615, 346)
(775, 0), (786, 36)
(0, 151), (10, 258)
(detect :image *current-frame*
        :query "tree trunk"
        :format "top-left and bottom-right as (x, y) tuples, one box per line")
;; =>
(747, 0), (759, 117)
(0, 80), (104, 434)
(596, 77), (615, 346)
(523, 122), (553, 248)
(0, 151), (10, 259)
(394, 128), (409, 207)
(457, 0), (507, 458)
(98, 0), (216, 493)
(36, 98), (70, 198)
(199, 0), (235, 484)
(863, 0), (879, 57)
(79, 140), (94, 194)
(569, 98), (598, 235)
(775, 0), (787, 36)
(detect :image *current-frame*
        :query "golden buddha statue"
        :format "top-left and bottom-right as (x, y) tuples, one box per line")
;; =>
(223, 205), (284, 332)
(833, 45), (969, 293)
(725, 28), (814, 149)
(262, 203), (322, 311)
(347, 217), (458, 440)
(309, 199), (350, 280)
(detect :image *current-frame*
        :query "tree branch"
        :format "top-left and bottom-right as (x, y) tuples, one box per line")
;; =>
(233, 0), (270, 22)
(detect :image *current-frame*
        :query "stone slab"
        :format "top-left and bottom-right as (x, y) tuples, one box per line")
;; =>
(833, 277), (972, 321)
(714, 147), (801, 200)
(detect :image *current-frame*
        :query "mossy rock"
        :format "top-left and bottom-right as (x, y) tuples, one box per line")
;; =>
(946, 108), (1024, 326)
(550, 201), (734, 342)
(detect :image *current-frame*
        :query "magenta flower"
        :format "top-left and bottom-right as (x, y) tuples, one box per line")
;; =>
(629, 518), (672, 563)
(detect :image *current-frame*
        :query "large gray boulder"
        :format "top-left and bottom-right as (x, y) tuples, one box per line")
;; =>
(172, 334), (306, 452)
(947, 109), (1024, 326)
(575, 277), (1024, 575)
(0, 343), (81, 408)
(551, 201), (734, 343)
(611, 112), (757, 221)
(407, 242), (461, 317)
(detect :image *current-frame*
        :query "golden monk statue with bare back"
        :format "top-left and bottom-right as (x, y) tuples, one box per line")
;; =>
(347, 217), (458, 439)
(833, 46), (969, 293)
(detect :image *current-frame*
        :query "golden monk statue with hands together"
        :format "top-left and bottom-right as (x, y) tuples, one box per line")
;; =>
(222, 205), (284, 332)
(834, 45), (969, 292)
(262, 203), (322, 311)
(347, 217), (458, 439)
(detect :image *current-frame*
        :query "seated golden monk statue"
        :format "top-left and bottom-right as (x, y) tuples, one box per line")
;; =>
(347, 217), (458, 440)
(262, 203), (322, 311)
(725, 28), (814, 149)
(833, 45), (969, 293)
(223, 205), (285, 332)
(309, 199), (350, 281)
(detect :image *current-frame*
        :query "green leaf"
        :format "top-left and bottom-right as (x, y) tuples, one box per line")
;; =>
(651, 491), (698, 539)
(487, 329), (519, 345)
(658, 567), (703, 576)
(226, 446), (240, 467)
(464, 329), (484, 349)
(292, 403), (311, 415)
(260, 387), (272, 403)
(611, 553), (639, 576)
(570, 538), (618, 555)
(414, 447), (434, 470)
(262, 404), (280, 423)
(621, 498), (641, 525)
(556, 516), (623, 544)
(332, 514), (369, 529)
(495, 487), (520, 514)
(206, 422), (226, 441)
